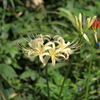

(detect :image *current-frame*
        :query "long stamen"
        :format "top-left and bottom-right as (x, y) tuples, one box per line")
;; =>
(20, 34), (29, 42)
(32, 33), (35, 38)
(74, 48), (85, 54)
(27, 33), (32, 40)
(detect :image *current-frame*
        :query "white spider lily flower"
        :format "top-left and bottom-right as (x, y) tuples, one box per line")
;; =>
(43, 42), (65, 67)
(28, 34), (51, 48)
(54, 35), (74, 59)
(54, 35), (71, 50)
(25, 43), (52, 64)
(21, 34), (51, 63)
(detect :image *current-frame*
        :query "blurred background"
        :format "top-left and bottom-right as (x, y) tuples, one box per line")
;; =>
(1, 0), (100, 100)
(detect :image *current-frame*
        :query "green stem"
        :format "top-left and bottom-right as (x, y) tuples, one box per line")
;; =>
(58, 63), (71, 100)
(45, 65), (50, 100)
(0, 81), (8, 100)
(85, 54), (93, 100)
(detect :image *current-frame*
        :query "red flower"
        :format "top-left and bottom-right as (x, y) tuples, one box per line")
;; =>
(91, 18), (100, 30)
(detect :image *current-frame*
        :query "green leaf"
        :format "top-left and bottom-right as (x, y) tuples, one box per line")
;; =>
(3, 0), (7, 10)
(57, 8), (75, 24)
(35, 84), (47, 87)
(0, 82), (9, 100)
(20, 70), (36, 80)
(2, 24), (11, 32)
(31, 72), (36, 81)
(1, 24), (11, 39)
(0, 64), (17, 78)
(48, 62), (68, 72)
(9, 0), (15, 9)
(50, 21), (68, 28)
(12, 62), (22, 70)
(15, 0), (24, 5)
(88, 95), (98, 99)
(35, 84), (56, 88)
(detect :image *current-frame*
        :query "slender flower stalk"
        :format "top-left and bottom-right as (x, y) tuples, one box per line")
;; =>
(45, 65), (50, 100)
(58, 60), (72, 100)
(85, 52), (93, 100)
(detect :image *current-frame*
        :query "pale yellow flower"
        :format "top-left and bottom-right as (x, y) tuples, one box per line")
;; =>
(23, 34), (51, 63)
(74, 13), (97, 33)
(54, 35), (74, 59)
(43, 42), (65, 67)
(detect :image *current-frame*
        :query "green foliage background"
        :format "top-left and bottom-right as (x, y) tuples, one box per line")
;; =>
(1, 0), (100, 100)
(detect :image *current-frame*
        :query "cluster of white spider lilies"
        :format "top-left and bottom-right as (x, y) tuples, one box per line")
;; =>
(19, 13), (97, 67)
(20, 34), (80, 67)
